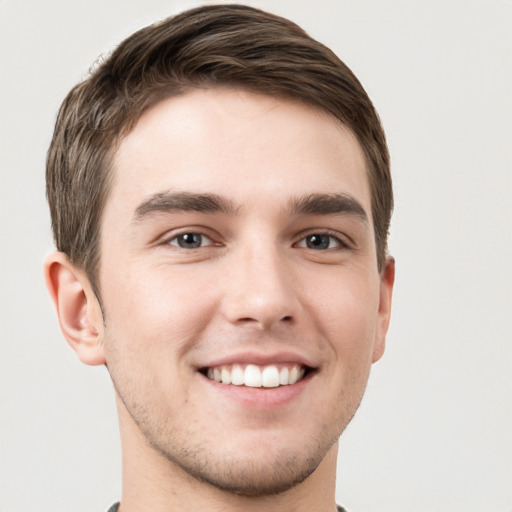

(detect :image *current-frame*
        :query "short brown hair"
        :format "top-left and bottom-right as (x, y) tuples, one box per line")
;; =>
(46, 3), (392, 295)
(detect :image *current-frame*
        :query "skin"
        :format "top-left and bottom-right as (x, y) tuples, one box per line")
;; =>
(45, 88), (394, 512)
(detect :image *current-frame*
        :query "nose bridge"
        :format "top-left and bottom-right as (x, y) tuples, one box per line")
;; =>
(221, 235), (299, 328)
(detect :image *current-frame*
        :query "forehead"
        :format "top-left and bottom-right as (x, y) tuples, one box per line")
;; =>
(107, 88), (371, 220)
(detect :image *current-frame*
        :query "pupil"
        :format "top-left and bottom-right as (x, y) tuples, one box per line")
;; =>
(179, 233), (201, 248)
(307, 234), (329, 250)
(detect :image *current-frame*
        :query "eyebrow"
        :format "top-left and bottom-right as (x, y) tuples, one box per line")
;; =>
(132, 190), (368, 224)
(133, 191), (239, 221)
(289, 193), (369, 224)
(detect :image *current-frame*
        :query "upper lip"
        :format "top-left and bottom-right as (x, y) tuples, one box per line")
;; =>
(196, 350), (318, 370)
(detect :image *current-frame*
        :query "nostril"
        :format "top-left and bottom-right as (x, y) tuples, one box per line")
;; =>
(281, 316), (292, 322)
(239, 317), (257, 323)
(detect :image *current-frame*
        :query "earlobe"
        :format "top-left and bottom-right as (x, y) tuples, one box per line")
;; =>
(43, 252), (106, 366)
(372, 256), (395, 363)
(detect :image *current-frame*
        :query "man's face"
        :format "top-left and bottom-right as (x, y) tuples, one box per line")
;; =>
(97, 88), (393, 495)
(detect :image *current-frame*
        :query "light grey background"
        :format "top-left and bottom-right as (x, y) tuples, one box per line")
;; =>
(1, 1), (511, 511)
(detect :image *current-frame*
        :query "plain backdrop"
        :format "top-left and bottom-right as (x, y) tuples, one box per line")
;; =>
(1, 1), (511, 511)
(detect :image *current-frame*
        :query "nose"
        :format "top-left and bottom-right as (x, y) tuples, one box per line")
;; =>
(220, 243), (301, 330)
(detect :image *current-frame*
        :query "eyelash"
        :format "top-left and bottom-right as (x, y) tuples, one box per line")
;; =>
(164, 229), (348, 251)
(294, 231), (349, 251)
(166, 232), (216, 249)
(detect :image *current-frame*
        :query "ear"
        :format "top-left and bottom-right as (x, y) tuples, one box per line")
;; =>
(372, 256), (395, 363)
(44, 252), (106, 366)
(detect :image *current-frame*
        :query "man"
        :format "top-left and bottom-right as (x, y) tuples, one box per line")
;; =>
(44, 4), (394, 511)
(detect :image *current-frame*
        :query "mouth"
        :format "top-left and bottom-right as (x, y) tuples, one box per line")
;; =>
(200, 363), (311, 388)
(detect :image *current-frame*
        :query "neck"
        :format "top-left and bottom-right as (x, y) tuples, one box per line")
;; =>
(116, 400), (339, 512)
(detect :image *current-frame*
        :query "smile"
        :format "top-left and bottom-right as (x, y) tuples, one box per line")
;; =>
(204, 363), (308, 388)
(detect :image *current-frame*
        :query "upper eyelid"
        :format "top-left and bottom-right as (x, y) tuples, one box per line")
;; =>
(157, 226), (218, 243)
(295, 235), (347, 250)
(294, 229), (352, 247)
(168, 232), (213, 244)
(154, 226), (352, 248)
(165, 233), (221, 251)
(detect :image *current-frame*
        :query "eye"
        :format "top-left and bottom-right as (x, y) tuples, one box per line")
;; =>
(168, 232), (214, 249)
(296, 233), (343, 250)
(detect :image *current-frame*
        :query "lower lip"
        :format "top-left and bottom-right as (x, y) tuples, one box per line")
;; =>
(200, 372), (314, 408)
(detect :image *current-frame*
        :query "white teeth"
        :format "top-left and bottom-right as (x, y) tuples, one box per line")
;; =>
(244, 364), (262, 387)
(221, 367), (231, 384)
(205, 363), (307, 388)
(289, 366), (299, 384)
(231, 364), (244, 385)
(262, 365), (280, 388)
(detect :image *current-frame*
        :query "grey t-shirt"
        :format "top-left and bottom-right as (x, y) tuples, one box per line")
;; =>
(107, 503), (348, 511)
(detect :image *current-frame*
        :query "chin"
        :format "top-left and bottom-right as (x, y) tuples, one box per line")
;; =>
(140, 412), (346, 498)
(158, 445), (327, 497)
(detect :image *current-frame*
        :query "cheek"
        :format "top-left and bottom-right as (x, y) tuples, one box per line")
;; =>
(312, 270), (380, 361)
(100, 265), (220, 414)
(101, 261), (220, 360)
